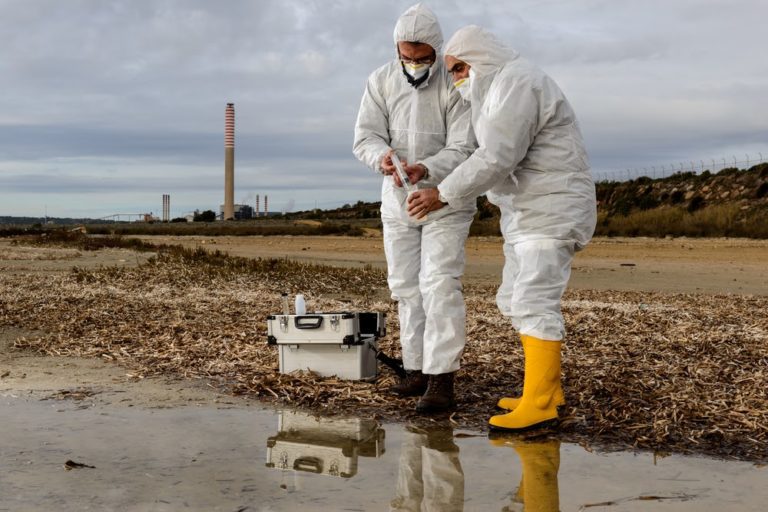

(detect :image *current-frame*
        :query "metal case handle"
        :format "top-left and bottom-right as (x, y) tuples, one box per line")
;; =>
(294, 315), (324, 329)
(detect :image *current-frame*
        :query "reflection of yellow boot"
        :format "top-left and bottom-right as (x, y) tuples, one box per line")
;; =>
(496, 336), (565, 411)
(490, 438), (561, 512)
(516, 440), (561, 512)
(489, 336), (562, 431)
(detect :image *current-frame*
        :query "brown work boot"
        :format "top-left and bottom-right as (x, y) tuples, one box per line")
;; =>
(391, 370), (428, 397)
(416, 372), (456, 412)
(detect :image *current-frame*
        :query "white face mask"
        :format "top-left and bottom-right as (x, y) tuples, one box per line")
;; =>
(454, 75), (471, 101)
(402, 61), (430, 80)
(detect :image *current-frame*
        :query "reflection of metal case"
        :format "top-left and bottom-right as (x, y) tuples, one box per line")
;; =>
(265, 411), (386, 479)
(266, 312), (386, 381)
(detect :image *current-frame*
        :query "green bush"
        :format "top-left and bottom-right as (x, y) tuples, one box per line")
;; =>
(686, 195), (705, 213)
(193, 210), (216, 222)
(670, 190), (684, 204)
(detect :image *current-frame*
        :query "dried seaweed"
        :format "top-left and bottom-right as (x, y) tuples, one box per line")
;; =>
(1, 244), (766, 461)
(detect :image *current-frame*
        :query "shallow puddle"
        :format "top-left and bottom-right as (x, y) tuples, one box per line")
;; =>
(1, 396), (765, 511)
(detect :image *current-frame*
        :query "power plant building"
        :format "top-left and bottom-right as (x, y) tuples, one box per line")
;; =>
(219, 203), (253, 220)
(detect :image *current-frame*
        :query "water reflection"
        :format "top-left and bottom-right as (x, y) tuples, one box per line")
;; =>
(490, 437), (561, 512)
(265, 410), (385, 478)
(390, 424), (464, 512)
(264, 411), (564, 511)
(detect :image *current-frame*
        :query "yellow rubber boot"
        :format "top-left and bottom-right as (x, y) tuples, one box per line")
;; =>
(489, 336), (562, 431)
(496, 335), (565, 411)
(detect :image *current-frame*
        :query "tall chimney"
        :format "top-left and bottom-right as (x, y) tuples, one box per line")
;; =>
(224, 103), (235, 220)
(264, 195), (268, 217)
(162, 194), (170, 222)
(255, 194), (260, 218)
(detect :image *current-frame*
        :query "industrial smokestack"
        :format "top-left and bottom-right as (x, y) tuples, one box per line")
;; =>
(255, 194), (260, 218)
(224, 103), (235, 220)
(264, 195), (268, 217)
(162, 194), (170, 222)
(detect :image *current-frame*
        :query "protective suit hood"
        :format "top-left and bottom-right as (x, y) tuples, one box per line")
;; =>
(444, 25), (518, 76)
(393, 3), (443, 54)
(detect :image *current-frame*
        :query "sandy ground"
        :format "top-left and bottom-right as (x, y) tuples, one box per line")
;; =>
(0, 242), (231, 407)
(2, 235), (764, 401)
(137, 235), (768, 295)
(0, 328), (243, 409)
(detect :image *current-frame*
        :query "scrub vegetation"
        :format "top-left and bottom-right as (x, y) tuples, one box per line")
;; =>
(594, 164), (768, 238)
(0, 221), (367, 239)
(2, 235), (766, 462)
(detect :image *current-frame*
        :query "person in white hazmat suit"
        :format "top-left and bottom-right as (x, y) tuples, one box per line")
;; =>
(390, 425), (464, 512)
(353, 4), (477, 412)
(408, 25), (596, 431)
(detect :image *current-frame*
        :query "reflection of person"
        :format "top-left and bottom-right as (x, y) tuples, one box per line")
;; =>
(490, 438), (561, 512)
(390, 425), (464, 512)
(407, 25), (596, 430)
(353, 4), (477, 412)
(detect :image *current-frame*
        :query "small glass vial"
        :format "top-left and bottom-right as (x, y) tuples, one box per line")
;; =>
(281, 292), (290, 315)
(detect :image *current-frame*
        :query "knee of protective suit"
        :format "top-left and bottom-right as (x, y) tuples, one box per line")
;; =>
(419, 273), (462, 301)
(389, 281), (422, 303)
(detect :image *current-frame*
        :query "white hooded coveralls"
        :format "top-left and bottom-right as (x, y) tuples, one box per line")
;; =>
(439, 26), (597, 341)
(353, 4), (477, 374)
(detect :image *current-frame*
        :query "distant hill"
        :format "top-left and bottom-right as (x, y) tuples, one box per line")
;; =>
(287, 163), (768, 238)
(595, 163), (768, 237)
(0, 216), (101, 226)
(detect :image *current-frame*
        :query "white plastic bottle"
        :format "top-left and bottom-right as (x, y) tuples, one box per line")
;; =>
(294, 294), (306, 315)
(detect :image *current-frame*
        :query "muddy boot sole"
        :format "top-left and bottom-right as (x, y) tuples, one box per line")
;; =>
(488, 417), (560, 433)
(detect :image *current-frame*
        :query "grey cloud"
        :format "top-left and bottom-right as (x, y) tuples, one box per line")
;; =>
(0, 124), (356, 164)
(1, 0), (767, 216)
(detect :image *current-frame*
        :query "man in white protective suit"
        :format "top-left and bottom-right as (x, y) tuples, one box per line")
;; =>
(390, 425), (464, 512)
(353, 4), (477, 412)
(407, 25), (597, 430)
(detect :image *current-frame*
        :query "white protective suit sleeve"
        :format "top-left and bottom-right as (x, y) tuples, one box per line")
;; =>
(437, 73), (538, 205)
(353, 73), (391, 173)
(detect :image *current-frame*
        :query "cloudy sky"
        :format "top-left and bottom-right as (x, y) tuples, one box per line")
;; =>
(1, 0), (766, 218)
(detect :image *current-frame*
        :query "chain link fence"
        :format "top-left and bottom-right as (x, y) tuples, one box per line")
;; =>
(595, 152), (767, 183)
